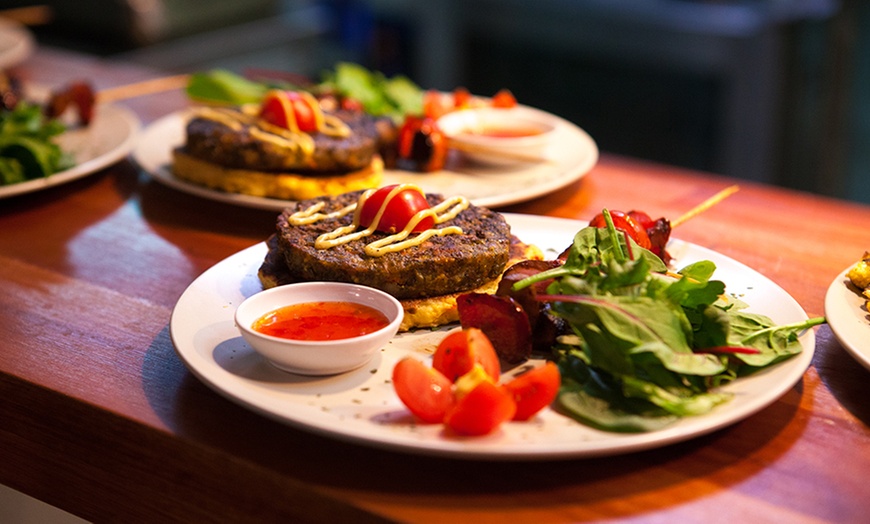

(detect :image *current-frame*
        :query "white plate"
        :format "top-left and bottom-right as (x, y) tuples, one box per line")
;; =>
(133, 106), (598, 209)
(170, 214), (815, 460)
(825, 267), (870, 370)
(0, 102), (141, 199)
(0, 18), (34, 69)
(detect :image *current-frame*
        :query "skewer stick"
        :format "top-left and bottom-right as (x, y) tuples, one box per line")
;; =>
(671, 184), (740, 228)
(96, 74), (190, 104)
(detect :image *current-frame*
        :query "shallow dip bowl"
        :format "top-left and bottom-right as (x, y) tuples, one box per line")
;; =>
(436, 106), (557, 167)
(235, 282), (403, 375)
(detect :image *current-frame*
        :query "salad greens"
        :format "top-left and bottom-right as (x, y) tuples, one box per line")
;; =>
(185, 62), (424, 123)
(0, 102), (72, 185)
(320, 62), (423, 122)
(515, 210), (825, 433)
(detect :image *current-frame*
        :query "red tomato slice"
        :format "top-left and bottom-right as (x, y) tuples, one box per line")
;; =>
(504, 362), (561, 421)
(392, 358), (454, 423)
(453, 87), (472, 109)
(627, 210), (655, 231)
(259, 91), (318, 132)
(444, 381), (516, 436)
(358, 184), (436, 233)
(588, 210), (652, 249)
(432, 328), (501, 383)
(491, 89), (517, 108)
(260, 91), (293, 129)
(423, 89), (448, 119)
(285, 91), (318, 132)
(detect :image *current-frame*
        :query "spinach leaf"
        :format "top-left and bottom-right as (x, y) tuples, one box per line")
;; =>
(0, 102), (70, 184)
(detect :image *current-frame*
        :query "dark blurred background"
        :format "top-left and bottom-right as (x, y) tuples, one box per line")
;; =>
(5, 0), (868, 204)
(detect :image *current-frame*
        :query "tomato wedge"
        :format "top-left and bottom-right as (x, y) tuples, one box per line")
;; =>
(358, 184), (435, 233)
(259, 90), (319, 132)
(444, 381), (516, 436)
(491, 89), (517, 108)
(588, 210), (652, 249)
(504, 362), (561, 421)
(392, 358), (454, 423)
(453, 87), (472, 109)
(432, 328), (501, 383)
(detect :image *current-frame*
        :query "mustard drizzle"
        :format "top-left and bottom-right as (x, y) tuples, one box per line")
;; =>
(287, 184), (469, 257)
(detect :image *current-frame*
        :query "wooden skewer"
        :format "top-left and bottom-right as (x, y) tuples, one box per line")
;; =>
(671, 184), (740, 228)
(96, 74), (191, 104)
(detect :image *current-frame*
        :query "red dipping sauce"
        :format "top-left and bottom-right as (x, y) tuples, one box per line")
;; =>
(252, 301), (390, 341)
(464, 126), (545, 138)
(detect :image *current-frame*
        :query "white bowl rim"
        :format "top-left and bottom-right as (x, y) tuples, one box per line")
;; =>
(436, 106), (558, 139)
(235, 281), (404, 347)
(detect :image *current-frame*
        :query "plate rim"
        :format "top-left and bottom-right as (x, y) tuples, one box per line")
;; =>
(0, 103), (141, 199)
(169, 213), (816, 460)
(825, 266), (870, 370)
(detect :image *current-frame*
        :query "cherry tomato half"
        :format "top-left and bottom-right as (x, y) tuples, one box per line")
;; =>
(444, 381), (516, 436)
(588, 210), (652, 249)
(260, 90), (318, 132)
(392, 358), (454, 423)
(432, 328), (501, 383)
(491, 89), (517, 108)
(358, 184), (436, 234)
(504, 362), (561, 421)
(453, 87), (472, 109)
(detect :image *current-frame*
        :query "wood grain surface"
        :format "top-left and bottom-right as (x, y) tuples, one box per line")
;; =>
(2, 47), (869, 523)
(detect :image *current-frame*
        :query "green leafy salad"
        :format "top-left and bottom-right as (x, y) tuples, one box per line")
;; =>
(515, 211), (825, 433)
(186, 62), (423, 123)
(0, 101), (73, 186)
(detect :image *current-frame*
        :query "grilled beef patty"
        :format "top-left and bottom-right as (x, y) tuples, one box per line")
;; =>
(182, 109), (381, 174)
(269, 190), (512, 300)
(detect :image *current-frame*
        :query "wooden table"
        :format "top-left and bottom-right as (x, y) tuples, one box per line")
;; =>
(3, 47), (870, 523)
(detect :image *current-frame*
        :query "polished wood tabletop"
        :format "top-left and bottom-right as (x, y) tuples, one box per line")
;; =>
(3, 47), (870, 523)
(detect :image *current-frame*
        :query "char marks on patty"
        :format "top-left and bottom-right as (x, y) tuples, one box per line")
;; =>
(274, 191), (511, 300)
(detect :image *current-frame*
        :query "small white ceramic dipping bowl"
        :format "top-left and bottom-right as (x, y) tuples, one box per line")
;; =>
(235, 282), (403, 376)
(436, 106), (557, 167)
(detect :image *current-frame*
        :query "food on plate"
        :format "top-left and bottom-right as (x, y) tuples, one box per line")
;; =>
(847, 251), (870, 305)
(392, 327), (560, 435)
(172, 89), (386, 200)
(44, 81), (96, 126)
(184, 65), (523, 173)
(257, 184), (542, 331)
(479, 209), (826, 432)
(586, 209), (672, 264)
(0, 73), (74, 185)
(395, 87), (519, 172)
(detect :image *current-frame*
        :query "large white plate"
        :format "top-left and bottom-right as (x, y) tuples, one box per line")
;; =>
(0, 102), (141, 199)
(170, 214), (815, 460)
(0, 17), (34, 69)
(825, 266), (870, 370)
(133, 106), (598, 209)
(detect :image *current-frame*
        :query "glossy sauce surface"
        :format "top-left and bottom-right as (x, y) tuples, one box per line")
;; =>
(465, 126), (545, 138)
(252, 301), (390, 341)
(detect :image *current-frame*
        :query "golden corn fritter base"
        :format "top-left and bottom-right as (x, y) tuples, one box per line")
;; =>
(171, 149), (384, 200)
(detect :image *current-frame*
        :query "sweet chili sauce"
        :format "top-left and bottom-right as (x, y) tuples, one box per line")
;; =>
(465, 126), (545, 138)
(252, 301), (390, 341)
